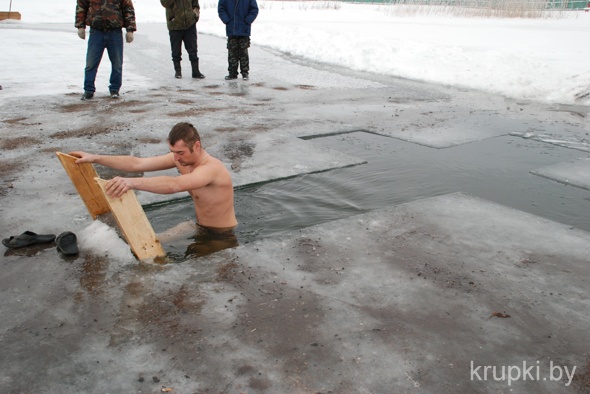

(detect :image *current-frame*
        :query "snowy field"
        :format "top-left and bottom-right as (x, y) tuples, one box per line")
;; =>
(1, 0), (589, 104)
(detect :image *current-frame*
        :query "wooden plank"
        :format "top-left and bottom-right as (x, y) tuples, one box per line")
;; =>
(56, 152), (110, 219)
(0, 11), (21, 20)
(95, 177), (166, 260)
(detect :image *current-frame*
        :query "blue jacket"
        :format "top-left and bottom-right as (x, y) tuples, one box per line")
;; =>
(218, 0), (258, 37)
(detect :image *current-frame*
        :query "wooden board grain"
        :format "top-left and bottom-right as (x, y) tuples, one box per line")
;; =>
(0, 11), (22, 20)
(95, 177), (166, 260)
(56, 152), (110, 219)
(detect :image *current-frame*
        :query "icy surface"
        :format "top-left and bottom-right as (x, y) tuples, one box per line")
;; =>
(1, 4), (590, 392)
(2, 193), (590, 392)
(531, 157), (590, 191)
(2, 1), (590, 103)
(78, 221), (136, 262)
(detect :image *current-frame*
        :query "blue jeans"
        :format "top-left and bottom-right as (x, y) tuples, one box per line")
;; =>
(84, 28), (123, 94)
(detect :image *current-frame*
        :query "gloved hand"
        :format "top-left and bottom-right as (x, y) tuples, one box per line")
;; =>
(194, 8), (200, 22)
(126, 31), (134, 43)
(77, 28), (86, 40)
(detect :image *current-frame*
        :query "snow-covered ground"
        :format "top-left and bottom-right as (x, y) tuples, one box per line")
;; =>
(2, 4), (590, 391)
(1, 0), (589, 104)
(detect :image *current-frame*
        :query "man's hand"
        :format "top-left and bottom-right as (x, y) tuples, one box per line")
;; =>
(126, 31), (134, 43)
(105, 176), (134, 198)
(69, 151), (96, 164)
(194, 8), (200, 21)
(78, 28), (86, 40)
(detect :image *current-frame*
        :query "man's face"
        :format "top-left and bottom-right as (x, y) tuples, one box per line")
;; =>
(169, 140), (199, 166)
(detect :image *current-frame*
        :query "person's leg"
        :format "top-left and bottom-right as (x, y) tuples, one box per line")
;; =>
(184, 23), (198, 62)
(184, 24), (205, 78)
(157, 221), (198, 243)
(105, 29), (124, 94)
(169, 29), (183, 78)
(237, 36), (251, 78)
(184, 225), (238, 259)
(83, 28), (107, 95)
(225, 36), (239, 79)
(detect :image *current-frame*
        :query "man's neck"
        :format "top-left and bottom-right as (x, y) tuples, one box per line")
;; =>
(186, 148), (208, 170)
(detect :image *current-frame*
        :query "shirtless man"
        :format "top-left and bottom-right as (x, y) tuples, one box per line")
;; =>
(70, 122), (237, 239)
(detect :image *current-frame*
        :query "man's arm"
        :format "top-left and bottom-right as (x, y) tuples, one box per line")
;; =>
(75, 0), (89, 29)
(218, 0), (230, 24)
(104, 162), (218, 198)
(246, 0), (259, 24)
(193, 0), (200, 20)
(122, 0), (137, 31)
(69, 151), (176, 173)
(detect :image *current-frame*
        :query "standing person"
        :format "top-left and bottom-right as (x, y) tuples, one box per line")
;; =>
(76, 0), (137, 100)
(161, 0), (205, 79)
(218, 0), (258, 80)
(69, 122), (237, 232)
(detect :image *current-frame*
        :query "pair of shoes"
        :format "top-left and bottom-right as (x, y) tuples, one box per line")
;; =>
(242, 73), (249, 80)
(2, 231), (55, 249)
(2, 231), (79, 256)
(81, 92), (94, 101)
(56, 231), (79, 256)
(110, 91), (120, 99)
(225, 75), (238, 80)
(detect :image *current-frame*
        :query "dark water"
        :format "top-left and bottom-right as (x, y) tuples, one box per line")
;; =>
(147, 132), (590, 247)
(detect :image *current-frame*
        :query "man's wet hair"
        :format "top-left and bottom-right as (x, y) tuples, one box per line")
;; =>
(168, 122), (201, 152)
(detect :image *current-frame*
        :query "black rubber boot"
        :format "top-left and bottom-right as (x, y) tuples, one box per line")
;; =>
(191, 60), (205, 79)
(174, 61), (182, 79)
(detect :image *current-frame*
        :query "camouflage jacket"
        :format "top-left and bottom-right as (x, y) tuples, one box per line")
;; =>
(160, 0), (199, 31)
(75, 0), (136, 32)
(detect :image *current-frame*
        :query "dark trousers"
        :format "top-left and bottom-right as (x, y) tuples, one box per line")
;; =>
(169, 22), (198, 63)
(184, 224), (238, 259)
(227, 36), (250, 76)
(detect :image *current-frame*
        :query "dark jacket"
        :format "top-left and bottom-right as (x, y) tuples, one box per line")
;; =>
(218, 0), (258, 37)
(161, 0), (199, 31)
(75, 0), (136, 32)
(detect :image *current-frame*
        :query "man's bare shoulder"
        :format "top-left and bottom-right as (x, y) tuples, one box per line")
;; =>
(198, 154), (233, 184)
(207, 154), (228, 167)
